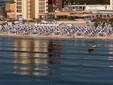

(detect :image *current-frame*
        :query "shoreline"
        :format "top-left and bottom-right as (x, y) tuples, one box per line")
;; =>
(0, 33), (113, 40)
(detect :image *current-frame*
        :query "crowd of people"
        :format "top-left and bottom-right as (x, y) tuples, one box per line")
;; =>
(0, 21), (113, 38)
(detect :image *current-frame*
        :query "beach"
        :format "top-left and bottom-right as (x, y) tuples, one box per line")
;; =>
(0, 30), (112, 40)
(0, 19), (113, 40)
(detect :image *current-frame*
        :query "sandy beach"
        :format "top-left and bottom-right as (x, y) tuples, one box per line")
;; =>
(0, 19), (113, 40)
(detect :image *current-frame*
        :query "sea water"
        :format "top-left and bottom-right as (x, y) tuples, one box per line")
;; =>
(0, 37), (113, 85)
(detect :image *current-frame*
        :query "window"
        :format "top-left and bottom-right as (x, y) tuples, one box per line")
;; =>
(39, 2), (45, 5)
(17, 2), (22, 5)
(17, 10), (22, 13)
(39, 6), (45, 9)
(17, 6), (22, 9)
(39, 10), (45, 13)
(39, 0), (45, 1)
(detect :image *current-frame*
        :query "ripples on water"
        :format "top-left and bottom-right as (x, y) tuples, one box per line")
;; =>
(0, 37), (113, 85)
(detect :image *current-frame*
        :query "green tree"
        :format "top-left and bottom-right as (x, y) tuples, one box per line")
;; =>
(2, 12), (7, 18)
(68, 16), (74, 20)
(94, 22), (98, 28)
(10, 0), (15, 3)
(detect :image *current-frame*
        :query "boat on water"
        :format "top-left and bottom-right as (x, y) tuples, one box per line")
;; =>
(92, 44), (96, 48)
(88, 44), (96, 52)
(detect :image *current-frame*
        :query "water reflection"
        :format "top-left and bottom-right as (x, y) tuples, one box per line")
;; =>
(13, 39), (61, 76)
(106, 43), (113, 67)
(47, 40), (61, 76)
(47, 40), (61, 64)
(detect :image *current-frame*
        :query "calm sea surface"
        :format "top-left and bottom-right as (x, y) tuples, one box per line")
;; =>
(0, 37), (113, 85)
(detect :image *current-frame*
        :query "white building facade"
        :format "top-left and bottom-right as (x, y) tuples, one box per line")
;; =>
(63, 0), (113, 18)
(70, 0), (113, 11)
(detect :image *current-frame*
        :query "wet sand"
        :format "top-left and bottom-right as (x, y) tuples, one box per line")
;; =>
(0, 32), (113, 40)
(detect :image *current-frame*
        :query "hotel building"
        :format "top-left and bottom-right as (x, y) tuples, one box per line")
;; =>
(14, 0), (48, 20)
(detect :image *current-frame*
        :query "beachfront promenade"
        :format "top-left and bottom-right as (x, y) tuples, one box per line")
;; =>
(0, 20), (113, 39)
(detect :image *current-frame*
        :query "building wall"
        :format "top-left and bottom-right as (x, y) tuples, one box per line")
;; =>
(5, 3), (15, 18)
(7, 12), (15, 18)
(30, 0), (35, 19)
(14, 0), (22, 19)
(35, 0), (38, 18)
(35, 0), (48, 19)
(5, 3), (15, 12)
(22, 0), (27, 19)
(52, 0), (62, 11)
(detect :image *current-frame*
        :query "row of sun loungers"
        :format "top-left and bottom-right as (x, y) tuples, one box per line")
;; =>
(0, 22), (113, 37)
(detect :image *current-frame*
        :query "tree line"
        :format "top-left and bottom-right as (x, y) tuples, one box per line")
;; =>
(62, 0), (110, 5)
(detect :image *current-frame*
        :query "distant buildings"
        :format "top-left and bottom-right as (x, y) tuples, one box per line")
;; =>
(5, 0), (49, 20)
(5, 0), (113, 20)
(55, 0), (113, 19)
(60, 5), (113, 18)
(5, 0), (62, 20)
